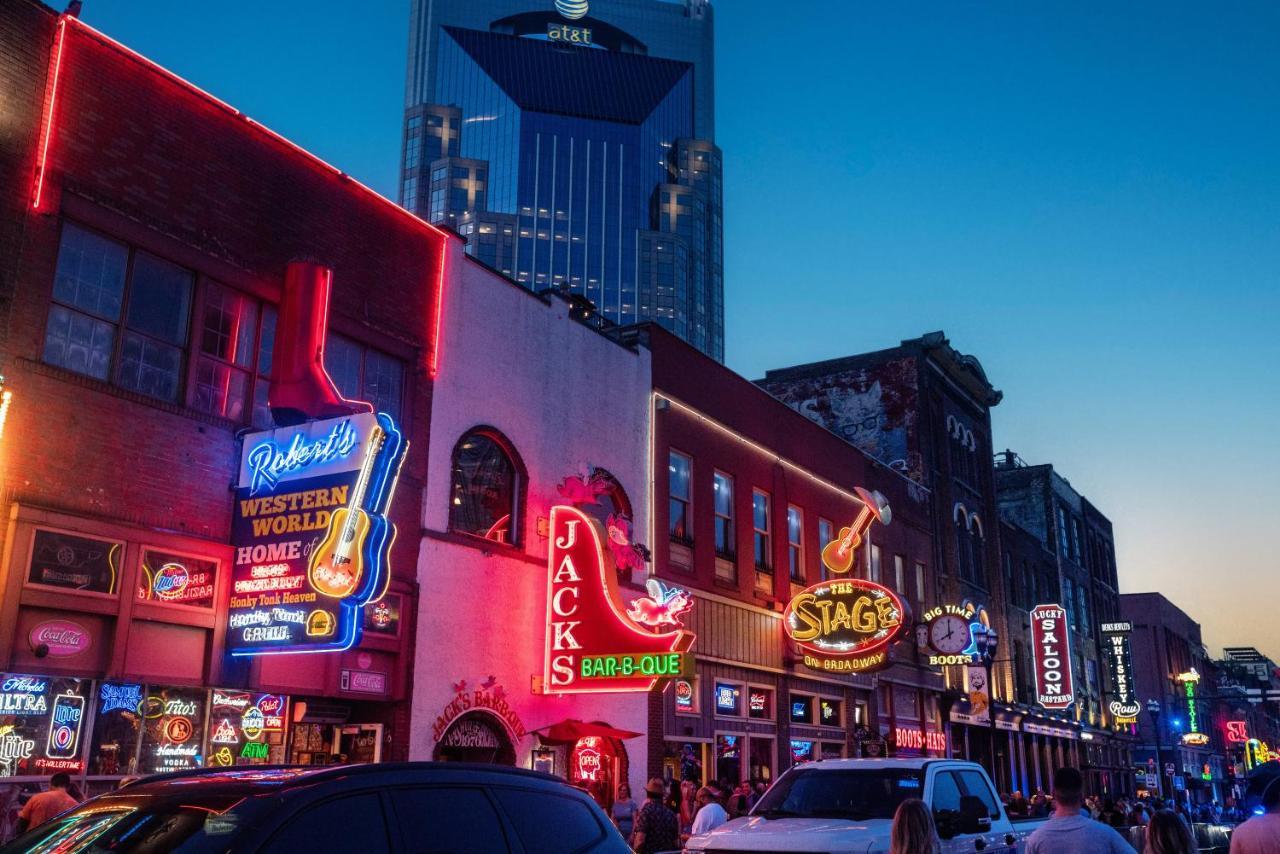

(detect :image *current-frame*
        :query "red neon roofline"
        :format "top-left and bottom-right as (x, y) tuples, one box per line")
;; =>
(37, 14), (452, 380)
(62, 16), (453, 244)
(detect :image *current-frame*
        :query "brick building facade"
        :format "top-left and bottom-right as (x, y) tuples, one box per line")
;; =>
(0, 2), (451, 789)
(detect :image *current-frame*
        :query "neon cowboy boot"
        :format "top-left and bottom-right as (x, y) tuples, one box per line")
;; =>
(269, 260), (373, 425)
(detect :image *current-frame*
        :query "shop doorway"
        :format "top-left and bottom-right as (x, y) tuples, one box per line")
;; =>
(433, 712), (516, 765)
(290, 722), (383, 765)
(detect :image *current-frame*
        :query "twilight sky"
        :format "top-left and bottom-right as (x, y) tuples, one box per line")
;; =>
(78, 1), (1279, 657)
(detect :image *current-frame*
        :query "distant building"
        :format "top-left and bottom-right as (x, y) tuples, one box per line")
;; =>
(1121, 593), (1229, 804)
(995, 451), (1132, 795)
(400, 0), (724, 360)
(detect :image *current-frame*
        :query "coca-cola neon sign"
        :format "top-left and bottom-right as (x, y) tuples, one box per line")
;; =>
(1031, 604), (1074, 710)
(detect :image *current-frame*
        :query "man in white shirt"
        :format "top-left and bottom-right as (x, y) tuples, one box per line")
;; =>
(690, 786), (729, 836)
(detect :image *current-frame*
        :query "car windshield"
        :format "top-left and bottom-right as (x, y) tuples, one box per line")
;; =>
(752, 768), (924, 821)
(0, 794), (266, 854)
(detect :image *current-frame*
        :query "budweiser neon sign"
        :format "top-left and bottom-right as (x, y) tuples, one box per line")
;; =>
(541, 505), (694, 693)
(1031, 603), (1074, 710)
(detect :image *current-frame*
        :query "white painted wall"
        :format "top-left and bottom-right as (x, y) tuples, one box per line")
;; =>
(411, 250), (652, 799)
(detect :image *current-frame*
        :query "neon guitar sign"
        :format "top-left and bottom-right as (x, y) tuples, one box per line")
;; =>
(820, 487), (891, 574)
(229, 412), (407, 656)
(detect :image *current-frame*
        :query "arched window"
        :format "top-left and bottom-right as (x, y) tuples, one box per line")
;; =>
(449, 429), (523, 545)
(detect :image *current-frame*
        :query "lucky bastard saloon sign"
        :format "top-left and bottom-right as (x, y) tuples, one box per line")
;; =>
(229, 412), (407, 655)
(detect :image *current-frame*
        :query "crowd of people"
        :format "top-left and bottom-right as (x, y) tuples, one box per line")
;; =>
(609, 776), (767, 852)
(613, 764), (1280, 854)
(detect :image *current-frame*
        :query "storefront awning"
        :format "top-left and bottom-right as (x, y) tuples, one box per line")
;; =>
(533, 719), (642, 745)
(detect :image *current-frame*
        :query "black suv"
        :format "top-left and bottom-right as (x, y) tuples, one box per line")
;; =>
(1, 763), (632, 853)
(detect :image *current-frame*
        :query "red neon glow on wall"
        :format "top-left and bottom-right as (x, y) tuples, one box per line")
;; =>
(31, 17), (68, 211)
(542, 505), (694, 694)
(29, 16), (451, 382)
(269, 261), (372, 424)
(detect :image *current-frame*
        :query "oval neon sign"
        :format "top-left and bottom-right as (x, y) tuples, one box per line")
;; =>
(783, 579), (905, 674)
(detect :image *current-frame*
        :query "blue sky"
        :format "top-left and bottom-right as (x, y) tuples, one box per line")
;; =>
(80, 1), (1279, 657)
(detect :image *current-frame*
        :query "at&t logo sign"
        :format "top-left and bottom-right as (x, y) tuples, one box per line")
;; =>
(556, 0), (588, 20)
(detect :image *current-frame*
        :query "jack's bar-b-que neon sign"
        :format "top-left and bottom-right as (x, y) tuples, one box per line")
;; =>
(540, 505), (694, 693)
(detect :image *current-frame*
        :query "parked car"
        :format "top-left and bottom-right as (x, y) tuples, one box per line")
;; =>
(684, 758), (1046, 854)
(0, 762), (631, 853)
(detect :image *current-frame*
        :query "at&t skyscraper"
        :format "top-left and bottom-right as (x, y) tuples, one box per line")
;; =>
(401, 0), (723, 360)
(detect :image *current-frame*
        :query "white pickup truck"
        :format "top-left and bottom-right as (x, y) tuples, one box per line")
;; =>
(684, 758), (1047, 854)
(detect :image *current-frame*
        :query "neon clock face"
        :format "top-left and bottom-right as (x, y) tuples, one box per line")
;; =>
(930, 615), (971, 654)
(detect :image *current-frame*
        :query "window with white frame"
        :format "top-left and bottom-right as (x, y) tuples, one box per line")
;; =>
(753, 490), (772, 571)
(894, 554), (905, 594)
(669, 451), (692, 544)
(870, 543), (881, 582)
(713, 471), (735, 558)
(787, 505), (804, 582)
(818, 518), (834, 580)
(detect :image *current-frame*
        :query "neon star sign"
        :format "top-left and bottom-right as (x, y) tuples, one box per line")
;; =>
(540, 505), (694, 693)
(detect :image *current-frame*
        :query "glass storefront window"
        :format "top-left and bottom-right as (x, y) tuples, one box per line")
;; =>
(0, 674), (91, 778)
(748, 737), (774, 782)
(713, 682), (742, 717)
(136, 549), (217, 608)
(663, 741), (705, 787)
(674, 679), (698, 714)
(206, 690), (288, 767)
(789, 739), (815, 764)
(789, 694), (814, 725)
(820, 698), (843, 727)
(139, 686), (207, 774)
(822, 741), (846, 759)
(27, 530), (121, 594)
(747, 687), (773, 720)
(716, 735), (741, 784)
(90, 682), (144, 776)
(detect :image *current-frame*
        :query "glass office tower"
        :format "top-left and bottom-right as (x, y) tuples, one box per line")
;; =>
(401, 0), (723, 360)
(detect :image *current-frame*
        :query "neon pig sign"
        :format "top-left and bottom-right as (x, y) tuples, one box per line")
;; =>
(540, 506), (694, 693)
(229, 412), (407, 655)
(1031, 604), (1075, 710)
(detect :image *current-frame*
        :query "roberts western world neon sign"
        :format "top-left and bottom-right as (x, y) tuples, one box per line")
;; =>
(540, 505), (694, 693)
(228, 412), (407, 655)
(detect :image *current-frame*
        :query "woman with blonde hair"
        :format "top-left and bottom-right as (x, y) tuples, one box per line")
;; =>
(1145, 809), (1196, 854)
(890, 798), (939, 854)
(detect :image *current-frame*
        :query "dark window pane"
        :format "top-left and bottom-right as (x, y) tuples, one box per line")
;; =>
(137, 549), (217, 608)
(52, 222), (127, 320)
(126, 252), (192, 345)
(449, 433), (518, 544)
(117, 332), (182, 401)
(388, 787), (508, 854)
(43, 304), (114, 380)
(363, 349), (404, 420)
(199, 282), (258, 367)
(256, 305), (278, 378)
(28, 529), (121, 593)
(264, 793), (391, 854)
(251, 378), (273, 430)
(493, 788), (602, 854)
(325, 334), (363, 401)
(192, 357), (249, 421)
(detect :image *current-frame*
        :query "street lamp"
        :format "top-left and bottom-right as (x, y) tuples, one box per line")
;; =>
(1147, 699), (1165, 800)
(974, 625), (1000, 786)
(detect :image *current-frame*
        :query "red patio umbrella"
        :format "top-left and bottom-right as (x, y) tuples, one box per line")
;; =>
(532, 719), (642, 744)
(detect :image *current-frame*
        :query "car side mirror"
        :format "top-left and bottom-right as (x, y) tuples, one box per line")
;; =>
(959, 795), (992, 834)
